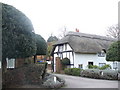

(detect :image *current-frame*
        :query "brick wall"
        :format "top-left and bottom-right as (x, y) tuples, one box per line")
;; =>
(56, 57), (62, 73)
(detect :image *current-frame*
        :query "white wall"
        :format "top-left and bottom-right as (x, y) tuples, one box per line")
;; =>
(54, 44), (116, 71)
(74, 53), (114, 69)
(53, 44), (74, 71)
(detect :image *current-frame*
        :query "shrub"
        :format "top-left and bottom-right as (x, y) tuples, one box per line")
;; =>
(3, 64), (47, 88)
(64, 68), (82, 76)
(99, 64), (111, 70)
(87, 64), (111, 70)
(87, 65), (99, 69)
(61, 58), (70, 70)
(61, 58), (70, 65)
(106, 41), (120, 62)
(80, 69), (118, 80)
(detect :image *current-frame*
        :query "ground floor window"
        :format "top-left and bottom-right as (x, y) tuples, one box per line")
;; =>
(113, 61), (117, 70)
(78, 64), (83, 69)
(99, 63), (106, 67)
(88, 62), (93, 65)
(6, 58), (15, 68)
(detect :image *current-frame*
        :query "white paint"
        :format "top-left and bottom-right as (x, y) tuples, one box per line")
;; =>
(54, 46), (58, 52)
(47, 61), (51, 64)
(6, 58), (15, 68)
(74, 53), (113, 69)
(53, 44), (74, 72)
(53, 44), (116, 72)
(54, 76), (57, 83)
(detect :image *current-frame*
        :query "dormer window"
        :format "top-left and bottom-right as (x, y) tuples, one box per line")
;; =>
(98, 49), (106, 57)
(58, 45), (63, 52)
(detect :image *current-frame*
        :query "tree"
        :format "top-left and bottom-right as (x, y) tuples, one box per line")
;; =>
(47, 36), (58, 42)
(46, 35), (58, 58)
(106, 24), (120, 39)
(34, 34), (47, 63)
(35, 34), (47, 55)
(106, 41), (120, 62)
(57, 26), (68, 39)
(2, 3), (36, 60)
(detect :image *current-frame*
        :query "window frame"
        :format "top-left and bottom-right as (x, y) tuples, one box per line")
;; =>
(99, 63), (106, 67)
(6, 58), (15, 69)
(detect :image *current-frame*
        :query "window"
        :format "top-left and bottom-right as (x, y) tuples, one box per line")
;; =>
(78, 64), (83, 69)
(98, 50), (105, 57)
(99, 63), (106, 67)
(6, 58), (15, 68)
(59, 45), (63, 52)
(88, 62), (93, 66)
(113, 61), (117, 70)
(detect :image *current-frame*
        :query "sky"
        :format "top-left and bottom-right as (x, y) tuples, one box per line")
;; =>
(1, 0), (119, 40)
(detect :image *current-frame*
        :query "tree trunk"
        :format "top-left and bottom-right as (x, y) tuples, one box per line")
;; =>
(34, 55), (37, 63)
(2, 59), (7, 73)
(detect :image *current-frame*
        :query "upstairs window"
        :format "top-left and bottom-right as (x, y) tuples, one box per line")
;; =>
(58, 45), (63, 52)
(98, 50), (106, 57)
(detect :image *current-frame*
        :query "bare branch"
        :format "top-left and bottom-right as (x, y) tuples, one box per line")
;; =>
(106, 24), (120, 39)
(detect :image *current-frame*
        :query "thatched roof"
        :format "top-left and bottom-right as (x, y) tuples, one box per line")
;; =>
(53, 32), (116, 54)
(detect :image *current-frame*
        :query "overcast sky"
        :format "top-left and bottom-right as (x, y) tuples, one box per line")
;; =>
(1, 0), (119, 40)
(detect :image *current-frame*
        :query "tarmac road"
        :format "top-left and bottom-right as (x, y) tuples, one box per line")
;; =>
(54, 74), (118, 88)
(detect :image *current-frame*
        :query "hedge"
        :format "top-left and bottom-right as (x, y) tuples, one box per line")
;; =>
(80, 69), (118, 80)
(3, 64), (47, 88)
(64, 68), (82, 76)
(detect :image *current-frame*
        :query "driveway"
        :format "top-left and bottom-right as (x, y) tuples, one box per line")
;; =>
(54, 74), (118, 88)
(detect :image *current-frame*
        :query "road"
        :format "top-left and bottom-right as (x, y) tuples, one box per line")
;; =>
(54, 74), (118, 88)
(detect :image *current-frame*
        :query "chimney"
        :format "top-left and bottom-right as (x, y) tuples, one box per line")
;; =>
(76, 28), (79, 32)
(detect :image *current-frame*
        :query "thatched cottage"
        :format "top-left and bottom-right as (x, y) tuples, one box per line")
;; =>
(51, 31), (117, 72)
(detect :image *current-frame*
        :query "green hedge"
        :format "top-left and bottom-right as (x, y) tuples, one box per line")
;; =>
(87, 64), (111, 70)
(64, 68), (82, 76)
(3, 64), (47, 88)
(80, 69), (118, 80)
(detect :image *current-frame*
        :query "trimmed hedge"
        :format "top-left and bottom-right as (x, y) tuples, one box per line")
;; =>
(3, 64), (47, 88)
(87, 64), (111, 70)
(80, 69), (118, 80)
(64, 68), (82, 76)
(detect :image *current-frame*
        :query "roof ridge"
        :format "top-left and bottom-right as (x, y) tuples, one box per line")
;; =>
(66, 31), (116, 41)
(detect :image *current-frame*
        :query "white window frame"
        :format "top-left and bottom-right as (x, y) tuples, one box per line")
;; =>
(6, 58), (15, 68)
(78, 64), (83, 69)
(113, 61), (118, 70)
(98, 50), (105, 57)
(99, 63), (106, 67)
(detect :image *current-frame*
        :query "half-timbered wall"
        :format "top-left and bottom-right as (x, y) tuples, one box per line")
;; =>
(53, 43), (74, 72)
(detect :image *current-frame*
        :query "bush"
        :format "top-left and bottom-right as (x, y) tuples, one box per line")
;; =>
(106, 41), (120, 62)
(61, 58), (70, 65)
(64, 68), (82, 76)
(80, 69), (118, 80)
(3, 64), (47, 88)
(88, 65), (99, 69)
(99, 64), (111, 70)
(87, 64), (111, 70)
